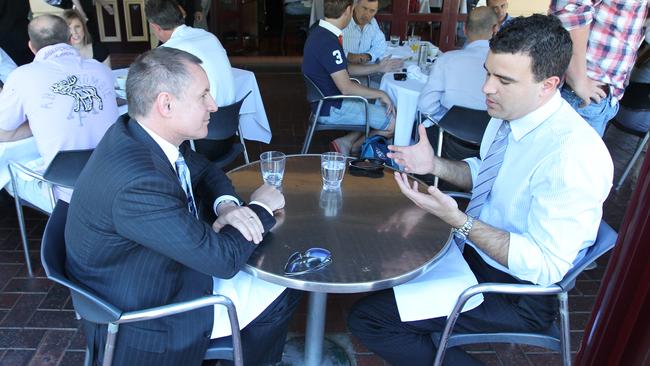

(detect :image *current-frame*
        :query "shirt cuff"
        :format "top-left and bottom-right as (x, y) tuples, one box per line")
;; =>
(249, 200), (274, 216)
(213, 195), (240, 215)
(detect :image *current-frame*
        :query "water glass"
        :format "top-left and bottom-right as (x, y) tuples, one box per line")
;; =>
(389, 35), (400, 47)
(320, 152), (346, 191)
(260, 151), (286, 188)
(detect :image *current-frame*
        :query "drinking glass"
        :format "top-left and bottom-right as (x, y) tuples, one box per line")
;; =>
(389, 35), (400, 47)
(260, 151), (286, 188)
(320, 152), (346, 191)
(408, 35), (421, 53)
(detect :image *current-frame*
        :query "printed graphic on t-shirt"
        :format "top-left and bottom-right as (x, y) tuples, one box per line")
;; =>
(333, 50), (343, 65)
(51, 75), (104, 113)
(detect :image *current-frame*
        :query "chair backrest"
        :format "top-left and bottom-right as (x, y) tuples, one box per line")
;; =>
(436, 106), (491, 145)
(41, 201), (122, 324)
(558, 220), (618, 291)
(619, 82), (650, 111)
(303, 75), (325, 103)
(205, 91), (252, 140)
(43, 149), (94, 188)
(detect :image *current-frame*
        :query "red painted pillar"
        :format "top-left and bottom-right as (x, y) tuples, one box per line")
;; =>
(575, 155), (650, 365)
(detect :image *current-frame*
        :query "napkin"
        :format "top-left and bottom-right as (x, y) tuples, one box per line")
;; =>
(406, 64), (429, 82)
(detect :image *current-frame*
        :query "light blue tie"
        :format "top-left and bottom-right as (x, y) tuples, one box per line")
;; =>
(175, 153), (199, 219)
(455, 121), (511, 251)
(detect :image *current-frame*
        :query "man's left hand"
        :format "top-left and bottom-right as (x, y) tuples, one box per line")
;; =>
(393, 172), (465, 227)
(212, 205), (265, 244)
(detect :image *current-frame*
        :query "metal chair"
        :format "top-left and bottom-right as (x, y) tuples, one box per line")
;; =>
(432, 220), (618, 366)
(301, 75), (370, 154)
(191, 91), (251, 168)
(7, 149), (93, 277)
(40, 201), (244, 366)
(606, 82), (650, 191)
(424, 106), (491, 186)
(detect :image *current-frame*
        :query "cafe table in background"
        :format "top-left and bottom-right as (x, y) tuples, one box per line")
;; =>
(112, 67), (273, 143)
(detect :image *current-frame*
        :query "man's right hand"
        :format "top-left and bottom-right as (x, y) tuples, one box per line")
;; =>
(378, 91), (395, 116)
(251, 184), (285, 212)
(567, 75), (608, 108)
(378, 57), (404, 73)
(387, 124), (436, 174)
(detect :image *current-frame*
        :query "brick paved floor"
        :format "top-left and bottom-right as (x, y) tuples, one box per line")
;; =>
(0, 71), (641, 365)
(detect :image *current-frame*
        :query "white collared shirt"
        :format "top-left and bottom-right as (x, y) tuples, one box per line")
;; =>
(137, 122), (244, 214)
(319, 19), (343, 37)
(342, 17), (387, 62)
(464, 91), (613, 286)
(162, 25), (236, 107)
(418, 39), (489, 120)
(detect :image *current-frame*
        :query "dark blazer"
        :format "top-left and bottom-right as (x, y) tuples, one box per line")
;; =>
(65, 115), (276, 365)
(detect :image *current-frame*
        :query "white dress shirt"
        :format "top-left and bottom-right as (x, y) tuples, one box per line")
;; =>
(162, 25), (236, 107)
(0, 47), (17, 84)
(464, 91), (613, 286)
(418, 39), (489, 121)
(342, 17), (387, 62)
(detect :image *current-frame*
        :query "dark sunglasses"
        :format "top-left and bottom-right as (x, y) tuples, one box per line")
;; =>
(283, 248), (332, 276)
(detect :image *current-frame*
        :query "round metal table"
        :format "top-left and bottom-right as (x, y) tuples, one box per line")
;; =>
(228, 155), (452, 365)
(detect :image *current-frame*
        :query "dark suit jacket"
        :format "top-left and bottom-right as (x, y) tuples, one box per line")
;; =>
(65, 115), (276, 365)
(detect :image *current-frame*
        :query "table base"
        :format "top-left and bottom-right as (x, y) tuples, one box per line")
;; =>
(280, 336), (352, 366)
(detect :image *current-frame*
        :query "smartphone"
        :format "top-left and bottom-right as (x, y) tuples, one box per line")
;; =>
(393, 73), (407, 81)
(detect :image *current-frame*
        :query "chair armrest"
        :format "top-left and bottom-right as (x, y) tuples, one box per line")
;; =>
(8, 161), (54, 184)
(321, 95), (369, 104)
(350, 78), (361, 84)
(118, 294), (237, 324)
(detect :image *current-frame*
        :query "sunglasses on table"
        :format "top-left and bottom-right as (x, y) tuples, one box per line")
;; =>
(283, 248), (332, 276)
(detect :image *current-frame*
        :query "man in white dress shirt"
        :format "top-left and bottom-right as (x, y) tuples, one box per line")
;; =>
(348, 15), (613, 365)
(342, 0), (386, 64)
(418, 6), (497, 160)
(146, 0), (236, 108)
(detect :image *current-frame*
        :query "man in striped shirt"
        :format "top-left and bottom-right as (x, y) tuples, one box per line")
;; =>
(549, 0), (648, 136)
(342, 0), (386, 65)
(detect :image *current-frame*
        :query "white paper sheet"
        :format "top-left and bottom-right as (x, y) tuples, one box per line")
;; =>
(393, 244), (483, 322)
(211, 271), (286, 338)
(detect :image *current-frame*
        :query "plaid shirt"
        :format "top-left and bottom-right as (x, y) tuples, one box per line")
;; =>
(549, 0), (648, 100)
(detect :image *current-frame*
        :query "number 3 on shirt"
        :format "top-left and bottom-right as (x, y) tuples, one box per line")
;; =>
(332, 50), (343, 65)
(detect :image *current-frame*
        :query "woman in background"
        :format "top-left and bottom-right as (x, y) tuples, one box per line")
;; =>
(62, 9), (111, 68)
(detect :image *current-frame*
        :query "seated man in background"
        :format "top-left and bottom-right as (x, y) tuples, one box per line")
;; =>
(487, 0), (511, 30)
(342, 0), (386, 65)
(66, 47), (301, 366)
(0, 14), (117, 211)
(302, 0), (396, 155)
(418, 6), (497, 160)
(349, 15), (613, 365)
(146, 0), (236, 108)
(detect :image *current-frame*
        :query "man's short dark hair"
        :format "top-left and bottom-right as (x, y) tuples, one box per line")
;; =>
(324, 0), (353, 19)
(489, 14), (572, 82)
(145, 0), (184, 30)
(27, 15), (70, 51)
(126, 47), (203, 118)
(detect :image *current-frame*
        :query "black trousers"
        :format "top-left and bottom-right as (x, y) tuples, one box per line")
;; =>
(347, 246), (558, 366)
(221, 288), (302, 366)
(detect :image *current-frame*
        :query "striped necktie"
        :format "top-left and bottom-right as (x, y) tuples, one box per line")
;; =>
(175, 153), (199, 219)
(455, 121), (511, 251)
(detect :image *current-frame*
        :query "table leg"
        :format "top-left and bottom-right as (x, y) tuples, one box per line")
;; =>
(304, 291), (327, 366)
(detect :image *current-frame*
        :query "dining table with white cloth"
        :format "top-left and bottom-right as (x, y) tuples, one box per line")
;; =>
(113, 67), (273, 143)
(379, 68), (428, 147)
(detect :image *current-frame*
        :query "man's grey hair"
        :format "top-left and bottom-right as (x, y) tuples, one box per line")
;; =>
(126, 47), (203, 118)
(28, 14), (70, 51)
(466, 6), (498, 38)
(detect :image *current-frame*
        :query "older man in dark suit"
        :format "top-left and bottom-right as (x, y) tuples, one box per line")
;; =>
(65, 47), (300, 366)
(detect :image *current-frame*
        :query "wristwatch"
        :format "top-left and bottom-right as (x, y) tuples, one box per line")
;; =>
(452, 215), (474, 241)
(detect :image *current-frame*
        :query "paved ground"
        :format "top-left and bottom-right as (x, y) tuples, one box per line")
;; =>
(0, 71), (642, 365)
